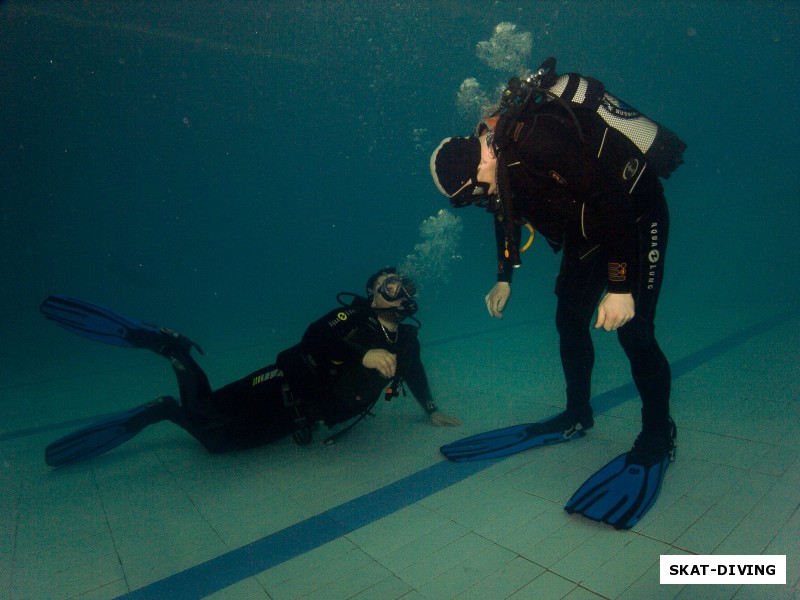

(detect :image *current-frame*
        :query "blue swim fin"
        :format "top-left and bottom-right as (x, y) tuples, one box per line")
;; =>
(45, 397), (180, 467)
(564, 421), (677, 529)
(440, 412), (592, 462)
(40, 295), (203, 354)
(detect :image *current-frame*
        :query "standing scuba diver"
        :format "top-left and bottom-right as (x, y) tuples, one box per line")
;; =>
(430, 58), (686, 529)
(42, 267), (461, 466)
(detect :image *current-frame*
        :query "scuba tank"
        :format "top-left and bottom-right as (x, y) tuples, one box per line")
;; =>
(484, 57), (686, 179)
(544, 72), (686, 179)
(482, 57), (686, 269)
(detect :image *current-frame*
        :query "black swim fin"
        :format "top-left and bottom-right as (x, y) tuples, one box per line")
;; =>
(40, 295), (203, 355)
(45, 397), (180, 467)
(564, 420), (677, 529)
(440, 412), (592, 462)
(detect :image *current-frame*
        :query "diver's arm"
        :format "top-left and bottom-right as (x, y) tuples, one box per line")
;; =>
(599, 205), (637, 296)
(403, 338), (436, 414)
(303, 309), (400, 376)
(404, 338), (461, 426)
(494, 216), (517, 284)
(583, 194), (637, 331)
(301, 309), (370, 363)
(485, 217), (514, 319)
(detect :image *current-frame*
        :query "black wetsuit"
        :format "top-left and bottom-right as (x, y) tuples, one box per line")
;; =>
(167, 301), (436, 452)
(495, 101), (671, 436)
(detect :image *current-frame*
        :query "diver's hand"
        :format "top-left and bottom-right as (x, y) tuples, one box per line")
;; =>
(595, 292), (635, 331)
(430, 411), (462, 427)
(362, 349), (397, 378)
(485, 282), (511, 319)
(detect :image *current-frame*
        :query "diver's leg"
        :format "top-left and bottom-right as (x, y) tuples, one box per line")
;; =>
(157, 348), (235, 453)
(554, 244), (607, 425)
(617, 194), (672, 438)
(209, 365), (299, 448)
(171, 365), (300, 453)
(160, 345), (230, 429)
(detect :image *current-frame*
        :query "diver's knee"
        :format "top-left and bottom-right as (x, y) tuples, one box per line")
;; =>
(556, 303), (587, 336)
(618, 315), (648, 339)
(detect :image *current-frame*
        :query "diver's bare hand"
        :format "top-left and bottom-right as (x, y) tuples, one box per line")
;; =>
(430, 411), (462, 427)
(595, 292), (635, 331)
(362, 349), (397, 378)
(485, 282), (511, 319)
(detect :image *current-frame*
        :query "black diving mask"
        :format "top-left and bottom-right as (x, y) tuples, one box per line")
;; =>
(377, 275), (418, 319)
(378, 274), (416, 302)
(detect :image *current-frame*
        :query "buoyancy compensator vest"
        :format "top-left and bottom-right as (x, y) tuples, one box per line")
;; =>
(481, 57), (686, 271)
(544, 72), (686, 179)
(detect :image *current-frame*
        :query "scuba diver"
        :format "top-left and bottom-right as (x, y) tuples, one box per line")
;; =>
(430, 58), (686, 529)
(42, 267), (461, 466)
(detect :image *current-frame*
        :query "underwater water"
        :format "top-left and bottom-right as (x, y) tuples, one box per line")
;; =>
(2, 0), (799, 364)
(1, 1), (798, 599)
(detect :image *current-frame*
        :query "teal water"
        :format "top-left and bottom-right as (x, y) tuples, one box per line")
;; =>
(1, 3), (799, 598)
(1, 0), (798, 407)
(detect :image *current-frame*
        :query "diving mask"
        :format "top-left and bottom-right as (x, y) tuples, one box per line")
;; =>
(378, 274), (417, 302)
(377, 274), (418, 319)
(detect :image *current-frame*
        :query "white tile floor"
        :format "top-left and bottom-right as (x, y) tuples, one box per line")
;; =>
(2, 303), (798, 600)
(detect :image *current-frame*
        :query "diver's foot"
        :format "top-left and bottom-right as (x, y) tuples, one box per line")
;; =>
(628, 418), (677, 466)
(533, 410), (594, 437)
(145, 396), (182, 423)
(159, 327), (205, 356)
(127, 326), (205, 357)
(156, 395), (210, 429)
(148, 395), (180, 410)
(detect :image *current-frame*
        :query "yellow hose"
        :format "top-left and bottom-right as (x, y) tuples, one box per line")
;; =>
(520, 222), (535, 253)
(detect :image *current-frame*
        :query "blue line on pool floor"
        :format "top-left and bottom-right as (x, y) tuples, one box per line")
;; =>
(115, 309), (799, 599)
(116, 460), (494, 600)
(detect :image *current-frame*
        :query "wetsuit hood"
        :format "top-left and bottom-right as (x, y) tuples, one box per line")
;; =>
(430, 136), (488, 208)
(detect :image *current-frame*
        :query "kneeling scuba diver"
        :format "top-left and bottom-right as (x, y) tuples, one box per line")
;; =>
(41, 268), (459, 466)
